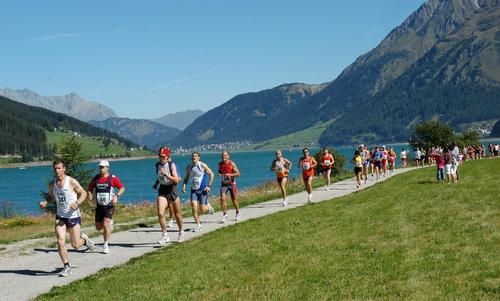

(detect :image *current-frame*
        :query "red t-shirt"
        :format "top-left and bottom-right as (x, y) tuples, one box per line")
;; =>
(88, 174), (124, 191)
(300, 157), (315, 178)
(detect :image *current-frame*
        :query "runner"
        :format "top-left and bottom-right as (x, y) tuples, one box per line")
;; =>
(388, 147), (396, 174)
(87, 160), (125, 254)
(360, 145), (370, 184)
(352, 150), (363, 188)
(400, 148), (408, 168)
(319, 147), (334, 191)
(218, 150), (241, 223)
(39, 159), (94, 277)
(270, 149), (292, 206)
(153, 147), (184, 244)
(372, 146), (383, 180)
(182, 151), (215, 231)
(380, 146), (388, 177)
(299, 148), (317, 203)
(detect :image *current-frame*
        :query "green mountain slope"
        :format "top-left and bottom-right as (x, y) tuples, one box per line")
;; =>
(0, 95), (138, 158)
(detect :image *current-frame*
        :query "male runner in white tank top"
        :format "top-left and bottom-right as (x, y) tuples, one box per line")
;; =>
(39, 159), (95, 277)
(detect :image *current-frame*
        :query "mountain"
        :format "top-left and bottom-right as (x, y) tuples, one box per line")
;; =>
(90, 118), (181, 149)
(172, 84), (326, 147)
(0, 88), (117, 122)
(172, 0), (499, 148)
(151, 109), (205, 130)
(0, 95), (137, 157)
(491, 120), (500, 137)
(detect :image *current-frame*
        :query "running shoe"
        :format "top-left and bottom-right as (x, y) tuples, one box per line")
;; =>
(58, 266), (72, 277)
(282, 199), (288, 206)
(81, 233), (95, 251)
(158, 233), (170, 246)
(308, 194), (312, 203)
(208, 202), (215, 215)
(193, 224), (202, 232)
(235, 213), (241, 221)
(177, 230), (185, 242)
(109, 219), (114, 232)
(168, 219), (175, 228)
(103, 245), (111, 254)
(220, 214), (228, 224)
(325, 187), (330, 191)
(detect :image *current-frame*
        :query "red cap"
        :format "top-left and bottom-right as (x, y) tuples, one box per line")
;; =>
(159, 147), (170, 157)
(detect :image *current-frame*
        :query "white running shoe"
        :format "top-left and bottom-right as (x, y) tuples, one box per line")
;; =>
(103, 245), (110, 254)
(109, 219), (114, 232)
(193, 224), (202, 232)
(325, 187), (330, 191)
(307, 194), (312, 203)
(177, 231), (185, 242)
(220, 214), (228, 224)
(58, 266), (72, 277)
(158, 234), (170, 246)
(208, 202), (215, 215)
(168, 219), (175, 228)
(81, 233), (94, 251)
(282, 199), (288, 206)
(235, 213), (241, 221)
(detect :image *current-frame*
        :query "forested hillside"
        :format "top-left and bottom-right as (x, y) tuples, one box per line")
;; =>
(0, 96), (137, 157)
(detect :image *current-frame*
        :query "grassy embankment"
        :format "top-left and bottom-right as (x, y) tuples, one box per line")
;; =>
(46, 131), (151, 159)
(240, 120), (335, 151)
(0, 172), (352, 244)
(36, 158), (499, 300)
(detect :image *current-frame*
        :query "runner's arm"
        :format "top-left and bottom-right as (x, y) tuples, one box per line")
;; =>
(40, 183), (55, 209)
(202, 163), (214, 188)
(71, 178), (88, 209)
(166, 162), (180, 184)
(284, 158), (292, 170)
(230, 162), (240, 178)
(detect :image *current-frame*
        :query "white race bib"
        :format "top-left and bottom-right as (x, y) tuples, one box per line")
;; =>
(302, 162), (310, 170)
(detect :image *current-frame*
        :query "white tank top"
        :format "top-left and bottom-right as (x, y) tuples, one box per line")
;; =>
(157, 162), (173, 185)
(189, 162), (205, 190)
(54, 176), (80, 218)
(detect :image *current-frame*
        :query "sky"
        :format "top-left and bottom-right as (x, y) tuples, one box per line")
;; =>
(0, 0), (425, 119)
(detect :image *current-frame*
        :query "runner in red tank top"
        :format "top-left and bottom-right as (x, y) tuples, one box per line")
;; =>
(218, 150), (241, 223)
(299, 148), (317, 203)
(320, 147), (334, 191)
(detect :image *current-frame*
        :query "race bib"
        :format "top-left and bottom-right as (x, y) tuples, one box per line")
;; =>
(56, 195), (68, 206)
(192, 179), (201, 190)
(302, 162), (310, 170)
(323, 160), (331, 166)
(96, 192), (111, 206)
(222, 174), (231, 185)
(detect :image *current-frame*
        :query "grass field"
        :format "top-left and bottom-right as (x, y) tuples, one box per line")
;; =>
(46, 131), (151, 158)
(36, 159), (500, 300)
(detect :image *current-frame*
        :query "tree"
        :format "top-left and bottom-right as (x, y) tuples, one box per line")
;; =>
(409, 120), (454, 150)
(457, 130), (480, 148)
(102, 137), (112, 151)
(491, 120), (500, 137)
(314, 147), (346, 176)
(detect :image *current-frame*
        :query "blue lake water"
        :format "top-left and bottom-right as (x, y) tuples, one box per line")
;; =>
(1, 140), (497, 216)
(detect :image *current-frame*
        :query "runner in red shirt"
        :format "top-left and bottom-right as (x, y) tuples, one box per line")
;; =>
(319, 147), (334, 191)
(299, 148), (317, 203)
(218, 150), (241, 223)
(87, 160), (125, 254)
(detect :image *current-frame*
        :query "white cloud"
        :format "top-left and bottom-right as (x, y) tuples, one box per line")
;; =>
(33, 33), (83, 42)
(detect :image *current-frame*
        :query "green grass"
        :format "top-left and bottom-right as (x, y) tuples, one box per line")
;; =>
(36, 159), (500, 300)
(241, 119), (336, 150)
(46, 131), (151, 158)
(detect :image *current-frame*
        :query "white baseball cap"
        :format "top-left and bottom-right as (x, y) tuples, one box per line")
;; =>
(98, 160), (109, 167)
